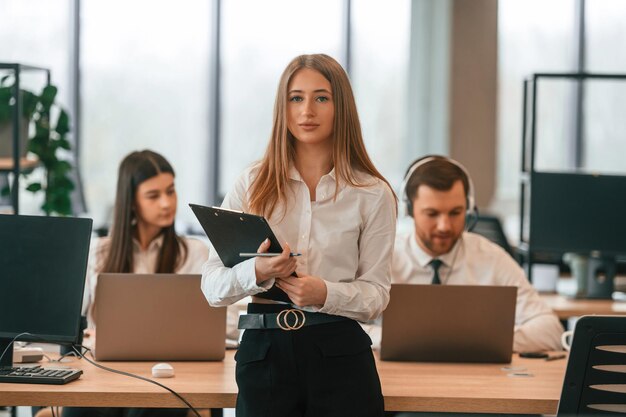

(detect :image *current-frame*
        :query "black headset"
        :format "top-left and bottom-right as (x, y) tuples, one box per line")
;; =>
(400, 155), (479, 230)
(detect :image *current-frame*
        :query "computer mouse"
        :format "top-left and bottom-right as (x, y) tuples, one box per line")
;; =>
(151, 362), (175, 378)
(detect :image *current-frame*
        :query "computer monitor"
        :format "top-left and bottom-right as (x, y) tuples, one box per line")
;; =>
(525, 171), (626, 298)
(0, 214), (92, 366)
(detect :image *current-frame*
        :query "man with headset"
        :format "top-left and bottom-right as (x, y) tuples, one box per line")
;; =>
(392, 155), (563, 352)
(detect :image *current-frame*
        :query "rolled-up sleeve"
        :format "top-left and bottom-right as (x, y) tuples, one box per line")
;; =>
(200, 169), (274, 306)
(498, 255), (564, 351)
(201, 248), (273, 306)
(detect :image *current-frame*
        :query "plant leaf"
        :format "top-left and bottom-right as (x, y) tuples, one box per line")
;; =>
(41, 201), (53, 216)
(26, 182), (42, 192)
(55, 176), (75, 190)
(57, 138), (71, 150)
(55, 110), (70, 136)
(52, 160), (72, 175)
(22, 90), (38, 119)
(39, 85), (58, 112)
(0, 185), (10, 197)
(35, 122), (49, 138)
(0, 87), (13, 122)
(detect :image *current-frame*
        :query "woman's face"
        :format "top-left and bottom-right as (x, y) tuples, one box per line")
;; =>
(134, 172), (177, 230)
(286, 68), (335, 147)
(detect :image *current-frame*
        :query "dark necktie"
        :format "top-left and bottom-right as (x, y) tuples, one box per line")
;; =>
(430, 259), (443, 285)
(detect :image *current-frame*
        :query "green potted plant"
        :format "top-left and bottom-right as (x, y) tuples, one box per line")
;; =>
(0, 77), (75, 215)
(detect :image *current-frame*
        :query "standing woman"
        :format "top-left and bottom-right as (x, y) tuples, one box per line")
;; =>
(202, 54), (397, 417)
(63, 150), (208, 417)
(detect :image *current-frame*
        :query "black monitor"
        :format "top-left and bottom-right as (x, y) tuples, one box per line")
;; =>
(0, 214), (92, 367)
(526, 171), (626, 298)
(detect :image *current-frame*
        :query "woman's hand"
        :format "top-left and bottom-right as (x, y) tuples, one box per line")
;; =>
(275, 274), (327, 307)
(254, 239), (297, 284)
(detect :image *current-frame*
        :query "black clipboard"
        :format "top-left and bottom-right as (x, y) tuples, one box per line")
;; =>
(189, 203), (292, 303)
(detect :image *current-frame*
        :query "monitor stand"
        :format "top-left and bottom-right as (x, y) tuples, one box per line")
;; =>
(586, 256), (616, 299)
(0, 337), (14, 367)
(564, 253), (615, 299)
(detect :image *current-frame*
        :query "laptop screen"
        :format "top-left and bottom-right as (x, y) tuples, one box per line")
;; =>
(381, 284), (517, 363)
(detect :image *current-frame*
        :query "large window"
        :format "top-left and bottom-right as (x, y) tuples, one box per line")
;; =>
(81, 0), (211, 228)
(0, 0), (72, 215)
(497, 0), (577, 204)
(584, 0), (626, 173)
(497, 0), (626, 243)
(498, 0), (626, 209)
(219, 0), (344, 198)
(2, 1), (420, 229)
(0, 0), (71, 106)
(219, 0), (413, 200)
(351, 0), (411, 188)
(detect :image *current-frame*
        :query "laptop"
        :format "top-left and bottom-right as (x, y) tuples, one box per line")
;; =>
(94, 273), (226, 361)
(380, 284), (517, 363)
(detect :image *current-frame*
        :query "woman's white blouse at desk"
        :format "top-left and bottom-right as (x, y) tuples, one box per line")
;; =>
(82, 235), (209, 327)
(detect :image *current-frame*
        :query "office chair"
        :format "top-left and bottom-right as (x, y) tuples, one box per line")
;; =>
(557, 316), (626, 416)
(469, 214), (515, 258)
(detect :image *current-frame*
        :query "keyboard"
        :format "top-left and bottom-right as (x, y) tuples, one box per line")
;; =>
(0, 365), (82, 385)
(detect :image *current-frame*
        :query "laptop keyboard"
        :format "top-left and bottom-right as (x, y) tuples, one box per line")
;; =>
(0, 365), (82, 385)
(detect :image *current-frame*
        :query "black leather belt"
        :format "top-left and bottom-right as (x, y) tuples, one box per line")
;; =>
(238, 309), (349, 331)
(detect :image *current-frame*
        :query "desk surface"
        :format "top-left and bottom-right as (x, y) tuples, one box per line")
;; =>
(541, 293), (626, 319)
(0, 350), (567, 414)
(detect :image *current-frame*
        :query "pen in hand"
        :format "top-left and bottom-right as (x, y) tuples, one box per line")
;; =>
(239, 252), (302, 258)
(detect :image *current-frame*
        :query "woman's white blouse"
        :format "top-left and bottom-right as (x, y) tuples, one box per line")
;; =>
(83, 235), (209, 327)
(201, 165), (397, 322)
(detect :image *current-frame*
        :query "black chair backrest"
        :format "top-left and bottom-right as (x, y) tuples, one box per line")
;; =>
(558, 316), (626, 416)
(470, 214), (514, 257)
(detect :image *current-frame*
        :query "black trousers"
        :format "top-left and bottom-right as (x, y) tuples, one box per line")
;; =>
(235, 304), (384, 417)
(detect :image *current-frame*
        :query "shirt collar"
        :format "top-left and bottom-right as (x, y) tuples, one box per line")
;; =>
(132, 233), (164, 252)
(288, 164), (303, 181)
(288, 164), (337, 182)
(409, 227), (463, 268)
(288, 164), (339, 203)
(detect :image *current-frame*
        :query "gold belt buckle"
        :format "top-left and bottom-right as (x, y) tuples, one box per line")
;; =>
(276, 309), (306, 331)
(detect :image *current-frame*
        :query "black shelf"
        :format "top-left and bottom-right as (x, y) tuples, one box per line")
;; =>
(519, 72), (626, 287)
(0, 63), (51, 214)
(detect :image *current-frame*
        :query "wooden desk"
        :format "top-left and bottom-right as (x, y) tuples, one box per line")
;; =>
(379, 353), (566, 414)
(0, 158), (39, 171)
(0, 351), (567, 414)
(541, 294), (626, 319)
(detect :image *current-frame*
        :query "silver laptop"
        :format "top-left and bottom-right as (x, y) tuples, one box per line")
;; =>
(94, 273), (226, 361)
(381, 284), (517, 363)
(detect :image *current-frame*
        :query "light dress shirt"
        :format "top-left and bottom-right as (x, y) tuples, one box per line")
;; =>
(201, 164), (397, 322)
(390, 228), (564, 352)
(83, 234), (209, 328)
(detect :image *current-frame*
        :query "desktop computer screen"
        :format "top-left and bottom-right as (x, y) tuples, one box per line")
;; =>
(526, 171), (626, 298)
(0, 214), (92, 366)
(528, 171), (626, 256)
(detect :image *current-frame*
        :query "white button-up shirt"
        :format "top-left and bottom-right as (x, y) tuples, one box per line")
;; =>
(392, 228), (564, 352)
(201, 165), (397, 322)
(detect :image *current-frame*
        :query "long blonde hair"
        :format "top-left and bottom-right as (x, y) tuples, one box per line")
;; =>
(248, 54), (397, 218)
